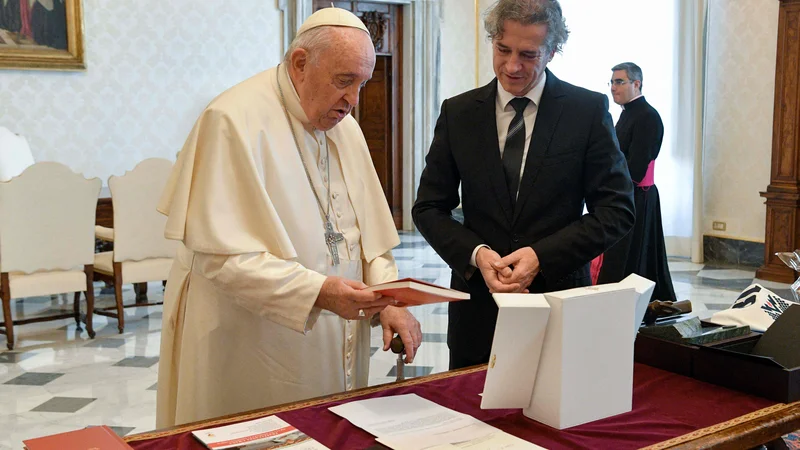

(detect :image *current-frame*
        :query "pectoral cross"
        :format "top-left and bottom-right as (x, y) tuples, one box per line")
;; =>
(324, 220), (345, 265)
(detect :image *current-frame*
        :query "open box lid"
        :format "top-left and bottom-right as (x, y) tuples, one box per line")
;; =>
(751, 304), (800, 369)
(701, 304), (800, 370)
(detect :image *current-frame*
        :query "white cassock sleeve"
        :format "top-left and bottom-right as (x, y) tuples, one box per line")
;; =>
(364, 251), (399, 328)
(191, 250), (327, 334)
(363, 251), (398, 286)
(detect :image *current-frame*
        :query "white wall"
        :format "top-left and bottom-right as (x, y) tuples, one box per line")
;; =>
(438, 0), (478, 103)
(0, 0), (282, 181)
(703, 0), (779, 243)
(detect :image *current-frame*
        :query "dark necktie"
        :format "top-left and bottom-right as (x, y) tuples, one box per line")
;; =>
(502, 97), (530, 209)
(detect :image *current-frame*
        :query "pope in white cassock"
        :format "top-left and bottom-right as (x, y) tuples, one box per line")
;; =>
(155, 7), (423, 427)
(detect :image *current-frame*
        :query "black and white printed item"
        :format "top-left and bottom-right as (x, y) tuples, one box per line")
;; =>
(709, 284), (794, 332)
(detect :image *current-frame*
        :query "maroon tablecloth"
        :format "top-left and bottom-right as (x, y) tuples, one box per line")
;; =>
(127, 364), (777, 449)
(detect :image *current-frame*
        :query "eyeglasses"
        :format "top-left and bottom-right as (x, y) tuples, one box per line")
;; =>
(608, 79), (634, 87)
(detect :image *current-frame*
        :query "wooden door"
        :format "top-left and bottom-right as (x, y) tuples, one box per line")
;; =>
(313, 1), (404, 229)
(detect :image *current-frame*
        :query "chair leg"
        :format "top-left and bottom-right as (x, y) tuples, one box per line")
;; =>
(1, 273), (14, 350)
(84, 265), (95, 339)
(113, 262), (124, 334)
(73, 292), (82, 331)
(134, 282), (148, 303)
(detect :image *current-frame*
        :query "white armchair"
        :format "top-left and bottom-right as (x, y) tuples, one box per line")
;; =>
(0, 126), (35, 182)
(93, 158), (177, 333)
(0, 162), (101, 350)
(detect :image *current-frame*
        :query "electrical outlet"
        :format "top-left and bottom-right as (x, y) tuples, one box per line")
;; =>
(712, 221), (727, 231)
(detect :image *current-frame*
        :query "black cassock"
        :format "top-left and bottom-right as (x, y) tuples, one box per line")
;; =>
(598, 96), (676, 301)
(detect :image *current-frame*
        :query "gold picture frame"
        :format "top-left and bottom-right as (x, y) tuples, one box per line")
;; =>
(0, 0), (85, 71)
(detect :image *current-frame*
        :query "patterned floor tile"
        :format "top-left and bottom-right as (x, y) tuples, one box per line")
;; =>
(16, 296), (57, 305)
(422, 333), (447, 343)
(83, 339), (127, 349)
(31, 397), (95, 413)
(670, 271), (700, 283)
(0, 352), (36, 364)
(4, 372), (64, 386)
(395, 241), (432, 249)
(671, 271), (756, 292)
(696, 269), (758, 280)
(698, 278), (758, 292)
(668, 261), (707, 272)
(113, 357), (159, 368)
(771, 289), (797, 301)
(703, 303), (734, 311)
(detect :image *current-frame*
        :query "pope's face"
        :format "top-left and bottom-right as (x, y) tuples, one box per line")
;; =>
(493, 20), (553, 97)
(292, 27), (376, 131)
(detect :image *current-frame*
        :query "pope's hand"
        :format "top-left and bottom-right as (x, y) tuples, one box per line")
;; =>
(315, 276), (392, 320)
(379, 305), (422, 363)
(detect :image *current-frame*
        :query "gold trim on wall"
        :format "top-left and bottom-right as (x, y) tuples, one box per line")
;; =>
(0, 0), (86, 71)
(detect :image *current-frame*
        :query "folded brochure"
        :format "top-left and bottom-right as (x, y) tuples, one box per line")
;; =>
(192, 415), (328, 450)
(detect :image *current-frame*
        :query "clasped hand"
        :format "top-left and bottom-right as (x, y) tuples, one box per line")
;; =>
(476, 246), (540, 293)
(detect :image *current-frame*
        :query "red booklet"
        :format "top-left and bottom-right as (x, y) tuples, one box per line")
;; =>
(23, 425), (132, 450)
(363, 278), (469, 306)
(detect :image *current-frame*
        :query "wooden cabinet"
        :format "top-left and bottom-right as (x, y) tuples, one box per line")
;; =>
(758, 0), (800, 282)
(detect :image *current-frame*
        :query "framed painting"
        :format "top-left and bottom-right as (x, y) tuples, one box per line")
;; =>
(0, 0), (84, 71)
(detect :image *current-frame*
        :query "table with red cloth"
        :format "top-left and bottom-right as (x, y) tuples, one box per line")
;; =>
(125, 363), (800, 449)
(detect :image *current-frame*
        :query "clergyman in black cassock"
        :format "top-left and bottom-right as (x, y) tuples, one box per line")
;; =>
(598, 62), (676, 301)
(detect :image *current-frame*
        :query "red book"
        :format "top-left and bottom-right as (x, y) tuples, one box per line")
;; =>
(23, 425), (132, 450)
(363, 278), (469, 306)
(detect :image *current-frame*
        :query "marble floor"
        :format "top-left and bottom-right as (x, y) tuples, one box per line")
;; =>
(0, 231), (792, 448)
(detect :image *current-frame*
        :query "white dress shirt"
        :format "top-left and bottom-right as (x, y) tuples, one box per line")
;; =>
(470, 73), (548, 267)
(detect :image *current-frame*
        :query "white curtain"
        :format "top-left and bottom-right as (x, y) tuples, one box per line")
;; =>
(549, 0), (707, 261)
(673, 0), (708, 263)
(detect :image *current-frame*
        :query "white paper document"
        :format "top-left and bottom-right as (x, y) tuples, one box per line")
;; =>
(328, 394), (545, 450)
(191, 415), (328, 449)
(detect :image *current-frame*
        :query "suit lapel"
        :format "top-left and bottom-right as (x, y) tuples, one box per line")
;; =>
(513, 69), (565, 225)
(475, 80), (514, 224)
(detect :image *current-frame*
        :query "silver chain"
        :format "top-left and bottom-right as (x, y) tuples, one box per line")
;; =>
(275, 64), (333, 222)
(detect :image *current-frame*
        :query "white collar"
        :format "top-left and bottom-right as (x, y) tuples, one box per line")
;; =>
(621, 94), (644, 110)
(497, 71), (547, 110)
(278, 63), (312, 126)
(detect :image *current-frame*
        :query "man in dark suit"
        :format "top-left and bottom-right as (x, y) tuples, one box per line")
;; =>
(412, 0), (635, 370)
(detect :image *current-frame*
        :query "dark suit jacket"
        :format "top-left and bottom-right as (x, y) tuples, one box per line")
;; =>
(412, 69), (636, 363)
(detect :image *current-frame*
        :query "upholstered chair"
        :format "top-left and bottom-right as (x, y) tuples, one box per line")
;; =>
(0, 162), (101, 349)
(93, 158), (177, 333)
